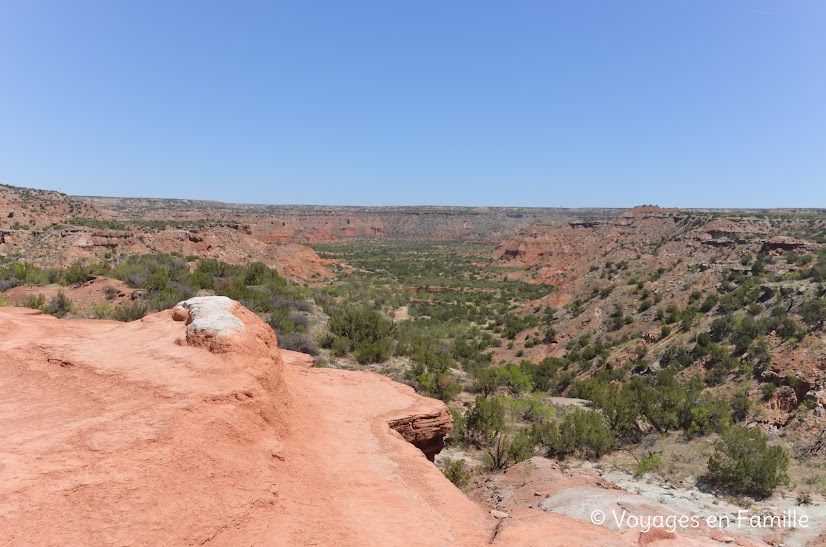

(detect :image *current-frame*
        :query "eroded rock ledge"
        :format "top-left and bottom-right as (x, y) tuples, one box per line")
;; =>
(0, 298), (626, 546)
(386, 402), (453, 461)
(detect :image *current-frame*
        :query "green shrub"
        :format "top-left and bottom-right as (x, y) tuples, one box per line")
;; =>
(731, 388), (751, 423)
(405, 337), (460, 400)
(683, 391), (729, 437)
(63, 260), (96, 285)
(634, 452), (663, 477)
(800, 298), (826, 328)
(330, 336), (351, 357)
(442, 458), (472, 489)
(23, 293), (46, 310)
(353, 338), (393, 364)
(448, 406), (466, 445)
(700, 294), (718, 313)
(523, 357), (562, 392)
(485, 428), (536, 470)
(797, 492), (813, 506)
(43, 291), (73, 318)
(471, 367), (501, 396)
(91, 301), (111, 319)
(465, 396), (505, 445)
(627, 370), (685, 434)
(496, 363), (532, 395)
(328, 306), (394, 364)
(541, 409), (614, 459)
(112, 301), (149, 322)
(705, 426), (789, 498)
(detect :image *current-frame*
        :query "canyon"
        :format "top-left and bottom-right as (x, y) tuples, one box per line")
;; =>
(3, 184), (826, 545)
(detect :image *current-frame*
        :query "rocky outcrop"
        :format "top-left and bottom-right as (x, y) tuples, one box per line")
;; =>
(769, 386), (799, 412)
(0, 299), (290, 546)
(386, 401), (453, 461)
(0, 299), (632, 545)
(174, 296), (253, 353)
(476, 457), (769, 546)
(0, 184), (114, 231)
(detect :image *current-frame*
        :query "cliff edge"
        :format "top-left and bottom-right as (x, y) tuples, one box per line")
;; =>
(0, 298), (624, 546)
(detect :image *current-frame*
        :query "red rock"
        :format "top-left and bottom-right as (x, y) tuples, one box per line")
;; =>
(769, 386), (799, 412)
(0, 299), (628, 546)
(386, 399), (454, 461)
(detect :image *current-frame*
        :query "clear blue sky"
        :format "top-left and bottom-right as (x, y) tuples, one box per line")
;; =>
(0, 1), (824, 207)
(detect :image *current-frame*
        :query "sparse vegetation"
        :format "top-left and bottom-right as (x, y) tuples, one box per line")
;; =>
(705, 426), (789, 498)
(4, 205), (826, 513)
(442, 457), (472, 489)
(43, 291), (73, 318)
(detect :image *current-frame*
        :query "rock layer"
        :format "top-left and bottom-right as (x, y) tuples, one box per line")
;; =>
(386, 400), (454, 460)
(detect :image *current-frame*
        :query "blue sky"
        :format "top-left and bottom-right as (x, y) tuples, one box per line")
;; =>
(0, 1), (823, 207)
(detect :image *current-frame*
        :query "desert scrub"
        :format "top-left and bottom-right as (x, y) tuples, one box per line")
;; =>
(112, 301), (149, 322)
(399, 336), (461, 401)
(634, 452), (663, 477)
(325, 305), (394, 364)
(485, 428), (537, 470)
(441, 458), (472, 489)
(705, 426), (789, 499)
(23, 293), (46, 310)
(538, 408), (615, 459)
(277, 332), (319, 355)
(43, 291), (73, 318)
(91, 301), (112, 319)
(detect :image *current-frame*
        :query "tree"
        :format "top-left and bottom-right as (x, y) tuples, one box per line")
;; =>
(706, 426), (789, 498)
(628, 370), (684, 434)
(800, 298), (826, 328)
(486, 428), (536, 470)
(495, 363), (532, 395)
(465, 396), (505, 446)
(587, 380), (639, 439)
(471, 367), (500, 397)
(525, 357), (562, 392)
(540, 409), (614, 459)
(407, 338), (460, 401)
(328, 306), (394, 364)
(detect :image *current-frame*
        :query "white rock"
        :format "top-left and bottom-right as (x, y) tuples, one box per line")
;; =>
(176, 296), (244, 336)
